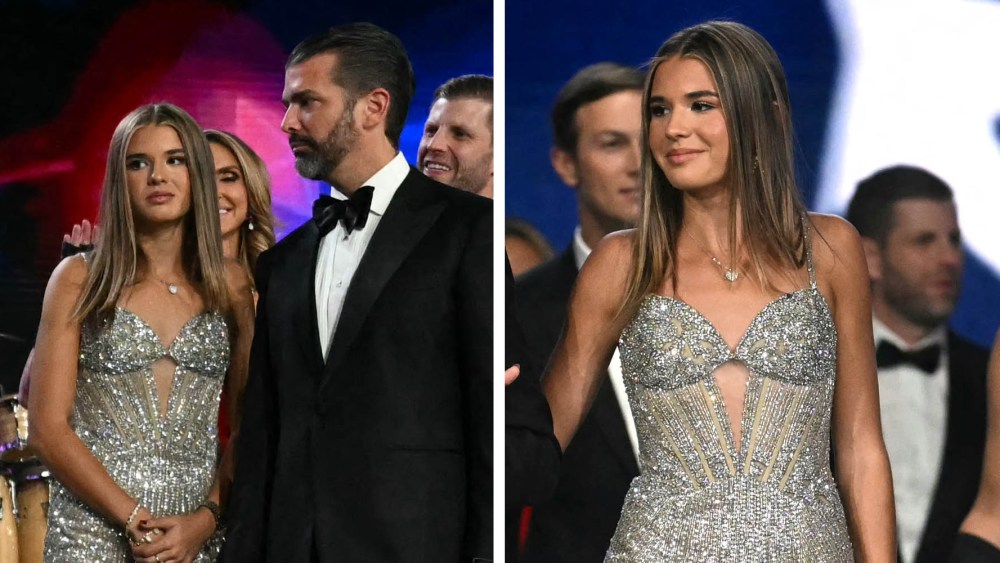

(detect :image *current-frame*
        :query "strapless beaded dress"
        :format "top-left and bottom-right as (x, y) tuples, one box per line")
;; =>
(44, 307), (228, 562)
(605, 239), (854, 562)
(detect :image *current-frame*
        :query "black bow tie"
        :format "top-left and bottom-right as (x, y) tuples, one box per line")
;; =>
(312, 186), (375, 236)
(876, 340), (941, 374)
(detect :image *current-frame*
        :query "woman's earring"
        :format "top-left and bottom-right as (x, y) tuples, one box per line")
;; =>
(247, 218), (255, 231)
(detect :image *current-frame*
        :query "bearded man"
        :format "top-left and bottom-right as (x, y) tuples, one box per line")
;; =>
(223, 22), (493, 563)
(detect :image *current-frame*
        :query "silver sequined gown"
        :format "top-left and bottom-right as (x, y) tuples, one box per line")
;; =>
(44, 307), (228, 562)
(606, 242), (854, 562)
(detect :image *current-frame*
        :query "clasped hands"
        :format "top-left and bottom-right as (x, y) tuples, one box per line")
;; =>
(127, 505), (216, 563)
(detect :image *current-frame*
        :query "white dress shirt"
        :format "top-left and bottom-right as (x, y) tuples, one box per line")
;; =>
(315, 152), (409, 360)
(873, 317), (948, 563)
(573, 226), (640, 464)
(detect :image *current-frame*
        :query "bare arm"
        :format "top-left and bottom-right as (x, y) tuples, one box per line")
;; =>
(814, 214), (896, 561)
(543, 231), (634, 451)
(958, 330), (1000, 548)
(28, 256), (152, 536)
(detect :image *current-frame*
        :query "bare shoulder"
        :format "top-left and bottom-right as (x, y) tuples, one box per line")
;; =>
(37, 254), (90, 322)
(47, 254), (89, 297)
(574, 229), (635, 308)
(578, 229), (635, 285)
(809, 212), (861, 248)
(807, 212), (868, 303)
(809, 212), (864, 263)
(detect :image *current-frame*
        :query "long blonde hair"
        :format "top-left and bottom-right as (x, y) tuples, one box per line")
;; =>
(205, 129), (276, 284)
(622, 21), (808, 316)
(74, 103), (229, 322)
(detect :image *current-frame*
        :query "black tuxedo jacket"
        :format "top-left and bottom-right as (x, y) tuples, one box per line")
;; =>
(223, 169), (492, 563)
(910, 331), (990, 563)
(514, 247), (639, 563)
(504, 258), (560, 559)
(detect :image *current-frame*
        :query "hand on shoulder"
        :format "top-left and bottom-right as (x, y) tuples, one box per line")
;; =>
(45, 253), (90, 304)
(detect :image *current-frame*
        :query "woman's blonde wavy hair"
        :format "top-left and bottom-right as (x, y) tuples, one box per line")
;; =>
(74, 103), (229, 322)
(621, 21), (809, 317)
(205, 129), (276, 285)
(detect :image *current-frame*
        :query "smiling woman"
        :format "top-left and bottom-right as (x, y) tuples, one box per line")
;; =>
(534, 21), (897, 561)
(205, 129), (277, 295)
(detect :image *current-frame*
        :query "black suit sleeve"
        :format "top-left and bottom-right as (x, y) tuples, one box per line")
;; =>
(457, 205), (493, 561)
(504, 258), (560, 509)
(951, 533), (1000, 562)
(222, 251), (278, 562)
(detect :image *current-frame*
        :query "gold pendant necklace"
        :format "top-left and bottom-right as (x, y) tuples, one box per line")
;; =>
(149, 275), (180, 295)
(687, 230), (740, 283)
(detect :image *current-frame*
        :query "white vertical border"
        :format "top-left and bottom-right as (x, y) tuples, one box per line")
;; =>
(493, 0), (506, 560)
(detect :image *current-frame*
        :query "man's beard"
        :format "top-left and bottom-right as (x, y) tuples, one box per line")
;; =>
(292, 103), (359, 181)
(449, 150), (492, 194)
(882, 263), (959, 330)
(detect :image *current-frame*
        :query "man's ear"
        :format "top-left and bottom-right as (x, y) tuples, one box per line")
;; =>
(359, 88), (391, 132)
(550, 147), (579, 188)
(860, 237), (882, 282)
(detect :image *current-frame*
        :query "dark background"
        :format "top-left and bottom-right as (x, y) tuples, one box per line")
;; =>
(0, 0), (492, 393)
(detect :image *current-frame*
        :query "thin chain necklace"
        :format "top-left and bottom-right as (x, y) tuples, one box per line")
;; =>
(147, 274), (181, 295)
(686, 230), (740, 283)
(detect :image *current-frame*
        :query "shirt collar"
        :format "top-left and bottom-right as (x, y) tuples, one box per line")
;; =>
(872, 316), (947, 351)
(572, 225), (591, 271)
(330, 152), (409, 217)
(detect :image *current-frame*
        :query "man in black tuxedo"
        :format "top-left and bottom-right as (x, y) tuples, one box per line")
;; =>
(846, 166), (990, 563)
(514, 63), (643, 563)
(223, 23), (492, 563)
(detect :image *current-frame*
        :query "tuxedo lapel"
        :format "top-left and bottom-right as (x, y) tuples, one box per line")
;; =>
(320, 171), (446, 388)
(278, 221), (325, 377)
(915, 331), (989, 562)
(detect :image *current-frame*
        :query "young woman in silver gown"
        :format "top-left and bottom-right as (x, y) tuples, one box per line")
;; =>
(28, 103), (254, 563)
(541, 22), (897, 561)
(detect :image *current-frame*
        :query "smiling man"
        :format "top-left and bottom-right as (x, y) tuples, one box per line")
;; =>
(223, 23), (492, 563)
(417, 75), (493, 198)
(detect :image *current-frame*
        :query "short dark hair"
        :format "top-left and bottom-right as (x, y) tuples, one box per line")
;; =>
(551, 62), (644, 154)
(288, 22), (415, 148)
(433, 74), (493, 132)
(433, 74), (493, 104)
(505, 218), (554, 262)
(846, 165), (954, 244)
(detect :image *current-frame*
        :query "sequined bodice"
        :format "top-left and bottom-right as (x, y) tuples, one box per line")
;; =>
(622, 289), (837, 487)
(45, 308), (228, 562)
(605, 253), (854, 561)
